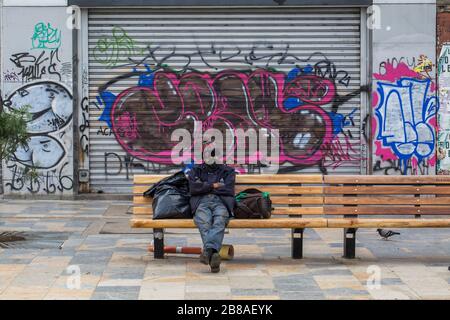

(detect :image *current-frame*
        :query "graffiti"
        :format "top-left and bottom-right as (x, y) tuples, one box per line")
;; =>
(97, 126), (113, 136)
(79, 97), (89, 157)
(13, 136), (66, 169)
(9, 49), (62, 82)
(412, 55), (433, 79)
(2, 15), (73, 195)
(122, 43), (350, 87)
(5, 162), (73, 194)
(438, 44), (450, 175)
(90, 29), (364, 175)
(4, 81), (72, 136)
(2, 81), (73, 194)
(61, 62), (72, 80)
(96, 62), (364, 172)
(378, 56), (432, 77)
(373, 61), (438, 175)
(3, 70), (20, 82)
(93, 26), (144, 67)
(373, 158), (431, 176)
(31, 22), (61, 50)
(103, 152), (178, 179)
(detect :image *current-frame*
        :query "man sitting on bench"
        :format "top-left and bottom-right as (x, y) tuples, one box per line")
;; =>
(187, 148), (236, 273)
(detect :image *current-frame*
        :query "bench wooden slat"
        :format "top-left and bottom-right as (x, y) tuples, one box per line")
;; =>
(133, 206), (324, 215)
(134, 195), (450, 206)
(134, 185), (323, 195)
(133, 206), (450, 216)
(134, 174), (323, 185)
(324, 206), (450, 215)
(130, 218), (328, 228)
(234, 174), (322, 184)
(130, 218), (450, 229)
(324, 196), (450, 205)
(324, 175), (450, 184)
(133, 186), (155, 194)
(327, 218), (450, 228)
(324, 186), (450, 195)
(133, 195), (324, 205)
(134, 175), (170, 184)
(241, 186), (323, 194)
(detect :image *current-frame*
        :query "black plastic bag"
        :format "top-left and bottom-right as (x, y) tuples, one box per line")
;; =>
(143, 171), (192, 219)
(143, 171), (189, 198)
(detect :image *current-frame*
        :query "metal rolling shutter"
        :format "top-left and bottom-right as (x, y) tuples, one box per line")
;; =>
(87, 7), (364, 193)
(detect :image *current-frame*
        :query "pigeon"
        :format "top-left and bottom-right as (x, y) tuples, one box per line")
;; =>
(377, 229), (400, 240)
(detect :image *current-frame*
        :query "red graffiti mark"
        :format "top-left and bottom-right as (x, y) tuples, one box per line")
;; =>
(115, 111), (140, 141)
(322, 135), (362, 169)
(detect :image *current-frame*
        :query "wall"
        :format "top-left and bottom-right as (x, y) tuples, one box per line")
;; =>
(1, 6), (74, 196)
(371, 0), (438, 175)
(437, 8), (450, 174)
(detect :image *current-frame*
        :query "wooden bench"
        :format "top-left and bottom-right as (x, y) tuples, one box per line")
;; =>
(131, 174), (450, 259)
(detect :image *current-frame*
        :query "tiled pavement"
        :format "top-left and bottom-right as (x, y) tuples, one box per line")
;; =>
(0, 199), (449, 300)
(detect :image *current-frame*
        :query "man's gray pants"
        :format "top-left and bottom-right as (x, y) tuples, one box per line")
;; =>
(194, 194), (230, 252)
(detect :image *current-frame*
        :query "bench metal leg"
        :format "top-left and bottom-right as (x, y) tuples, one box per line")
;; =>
(343, 228), (357, 259)
(291, 228), (304, 259)
(153, 228), (164, 259)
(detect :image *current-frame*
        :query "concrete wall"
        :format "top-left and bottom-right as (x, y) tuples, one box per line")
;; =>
(1, 5), (74, 196)
(371, 0), (438, 175)
(0, 1), (441, 199)
(437, 9), (450, 174)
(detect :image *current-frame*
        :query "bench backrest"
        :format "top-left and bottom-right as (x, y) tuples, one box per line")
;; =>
(133, 174), (323, 215)
(133, 174), (450, 217)
(323, 175), (450, 216)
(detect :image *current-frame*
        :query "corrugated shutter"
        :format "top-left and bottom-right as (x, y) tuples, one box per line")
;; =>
(87, 7), (363, 193)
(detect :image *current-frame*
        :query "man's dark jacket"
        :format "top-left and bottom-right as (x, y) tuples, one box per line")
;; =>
(187, 164), (236, 216)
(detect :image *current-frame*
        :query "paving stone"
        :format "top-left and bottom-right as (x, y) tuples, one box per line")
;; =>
(231, 289), (278, 296)
(69, 252), (113, 265)
(381, 278), (404, 285)
(0, 199), (449, 300)
(228, 276), (274, 289)
(91, 290), (140, 300)
(324, 287), (369, 296)
(44, 288), (93, 300)
(279, 291), (326, 300)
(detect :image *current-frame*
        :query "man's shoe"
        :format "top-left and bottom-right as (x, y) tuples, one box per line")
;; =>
(209, 252), (221, 273)
(200, 248), (212, 265)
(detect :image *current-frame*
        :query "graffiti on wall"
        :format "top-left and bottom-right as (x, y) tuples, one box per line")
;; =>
(94, 46), (365, 176)
(3, 70), (20, 82)
(2, 13), (73, 195)
(31, 22), (62, 50)
(79, 97), (90, 158)
(9, 50), (62, 83)
(437, 44), (450, 175)
(372, 58), (438, 175)
(378, 55), (433, 80)
(2, 82), (74, 194)
(94, 26), (144, 67)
